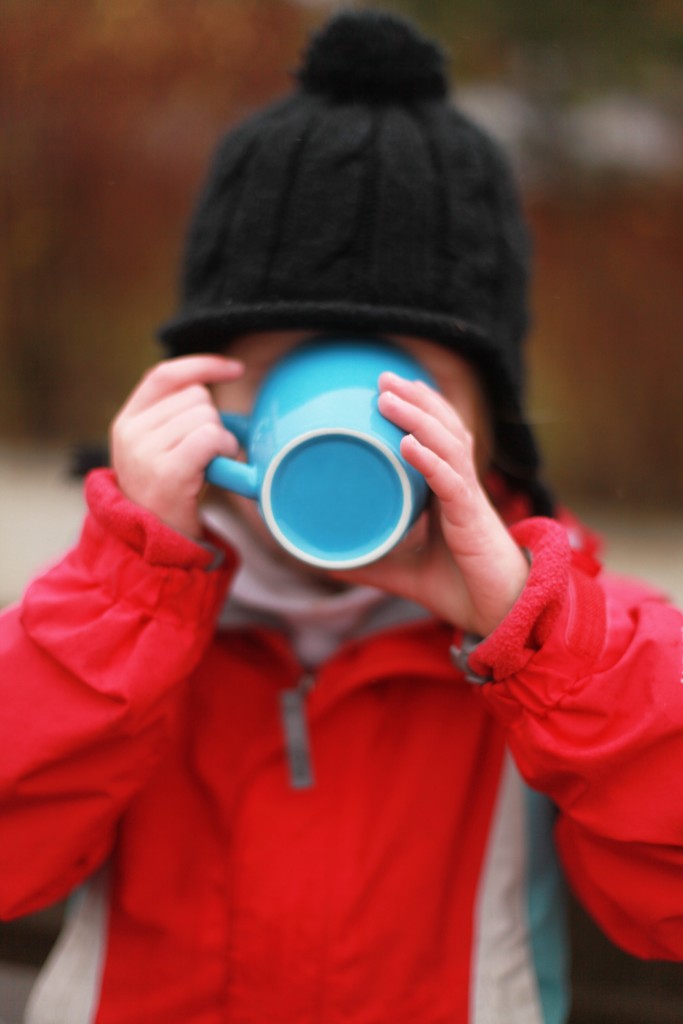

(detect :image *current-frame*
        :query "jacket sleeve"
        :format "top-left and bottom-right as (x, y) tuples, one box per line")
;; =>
(0, 469), (236, 919)
(464, 516), (683, 961)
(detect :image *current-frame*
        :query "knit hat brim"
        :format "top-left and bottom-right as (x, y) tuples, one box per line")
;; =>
(158, 297), (551, 512)
(158, 297), (516, 406)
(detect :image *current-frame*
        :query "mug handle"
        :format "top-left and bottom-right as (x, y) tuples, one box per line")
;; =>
(205, 412), (259, 499)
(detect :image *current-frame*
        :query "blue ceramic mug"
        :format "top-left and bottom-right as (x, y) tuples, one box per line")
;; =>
(206, 337), (435, 569)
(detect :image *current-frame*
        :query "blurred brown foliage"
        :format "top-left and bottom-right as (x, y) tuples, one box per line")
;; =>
(528, 183), (683, 506)
(0, 0), (314, 439)
(1, 0), (682, 508)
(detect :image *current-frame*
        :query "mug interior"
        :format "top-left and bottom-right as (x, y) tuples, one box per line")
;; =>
(261, 429), (412, 569)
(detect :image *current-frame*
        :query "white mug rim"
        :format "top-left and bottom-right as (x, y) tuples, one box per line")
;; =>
(260, 427), (413, 569)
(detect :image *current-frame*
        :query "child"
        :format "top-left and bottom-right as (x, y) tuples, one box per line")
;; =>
(2, 11), (682, 1024)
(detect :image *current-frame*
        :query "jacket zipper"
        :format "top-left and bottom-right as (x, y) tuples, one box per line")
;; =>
(279, 673), (315, 790)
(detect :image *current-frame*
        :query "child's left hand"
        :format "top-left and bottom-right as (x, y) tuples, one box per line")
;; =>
(333, 372), (530, 638)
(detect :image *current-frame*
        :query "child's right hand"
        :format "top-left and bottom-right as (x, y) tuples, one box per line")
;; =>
(110, 355), (245, 539)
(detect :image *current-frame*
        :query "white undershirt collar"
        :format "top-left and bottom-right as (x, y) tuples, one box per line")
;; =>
(202, 503), (424, 667)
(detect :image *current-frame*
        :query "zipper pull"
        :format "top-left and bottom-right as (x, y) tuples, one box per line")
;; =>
(279, 674), (315, 790)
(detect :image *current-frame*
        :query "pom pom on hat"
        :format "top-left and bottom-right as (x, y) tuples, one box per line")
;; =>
(297, 10), (449, 103)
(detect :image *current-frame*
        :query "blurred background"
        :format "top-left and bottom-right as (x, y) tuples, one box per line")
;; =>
(0, 0), (681, 1021)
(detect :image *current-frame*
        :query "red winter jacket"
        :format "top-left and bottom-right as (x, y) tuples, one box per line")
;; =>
(1, 469), (682, 1024)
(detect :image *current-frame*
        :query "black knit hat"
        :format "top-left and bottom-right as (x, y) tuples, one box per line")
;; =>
(159, 10), (553, 515)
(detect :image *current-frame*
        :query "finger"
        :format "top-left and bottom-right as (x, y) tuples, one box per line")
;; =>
(124, 356), (245, 415)
(379, 372), (465, 435)
(401, 436), (497, 550)
(164, 420), (239, 477)
(146, 403), (228, 456)
(112, 387), (215, 463)
(401, 435), (470, 512)
(378, 390), (474, 473)
(122, 384), (220, 437)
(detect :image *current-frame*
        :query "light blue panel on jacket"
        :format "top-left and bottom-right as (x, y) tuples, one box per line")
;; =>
(525, 788), (571, 1024)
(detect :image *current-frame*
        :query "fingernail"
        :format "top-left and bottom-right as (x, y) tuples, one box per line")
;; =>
(379, 370), (402, 386)
(377, 390), (399, 408)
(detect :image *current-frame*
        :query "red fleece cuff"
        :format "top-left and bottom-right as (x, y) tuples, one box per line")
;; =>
(467, 517), (571, 681)
(85, 469), (235, 571)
